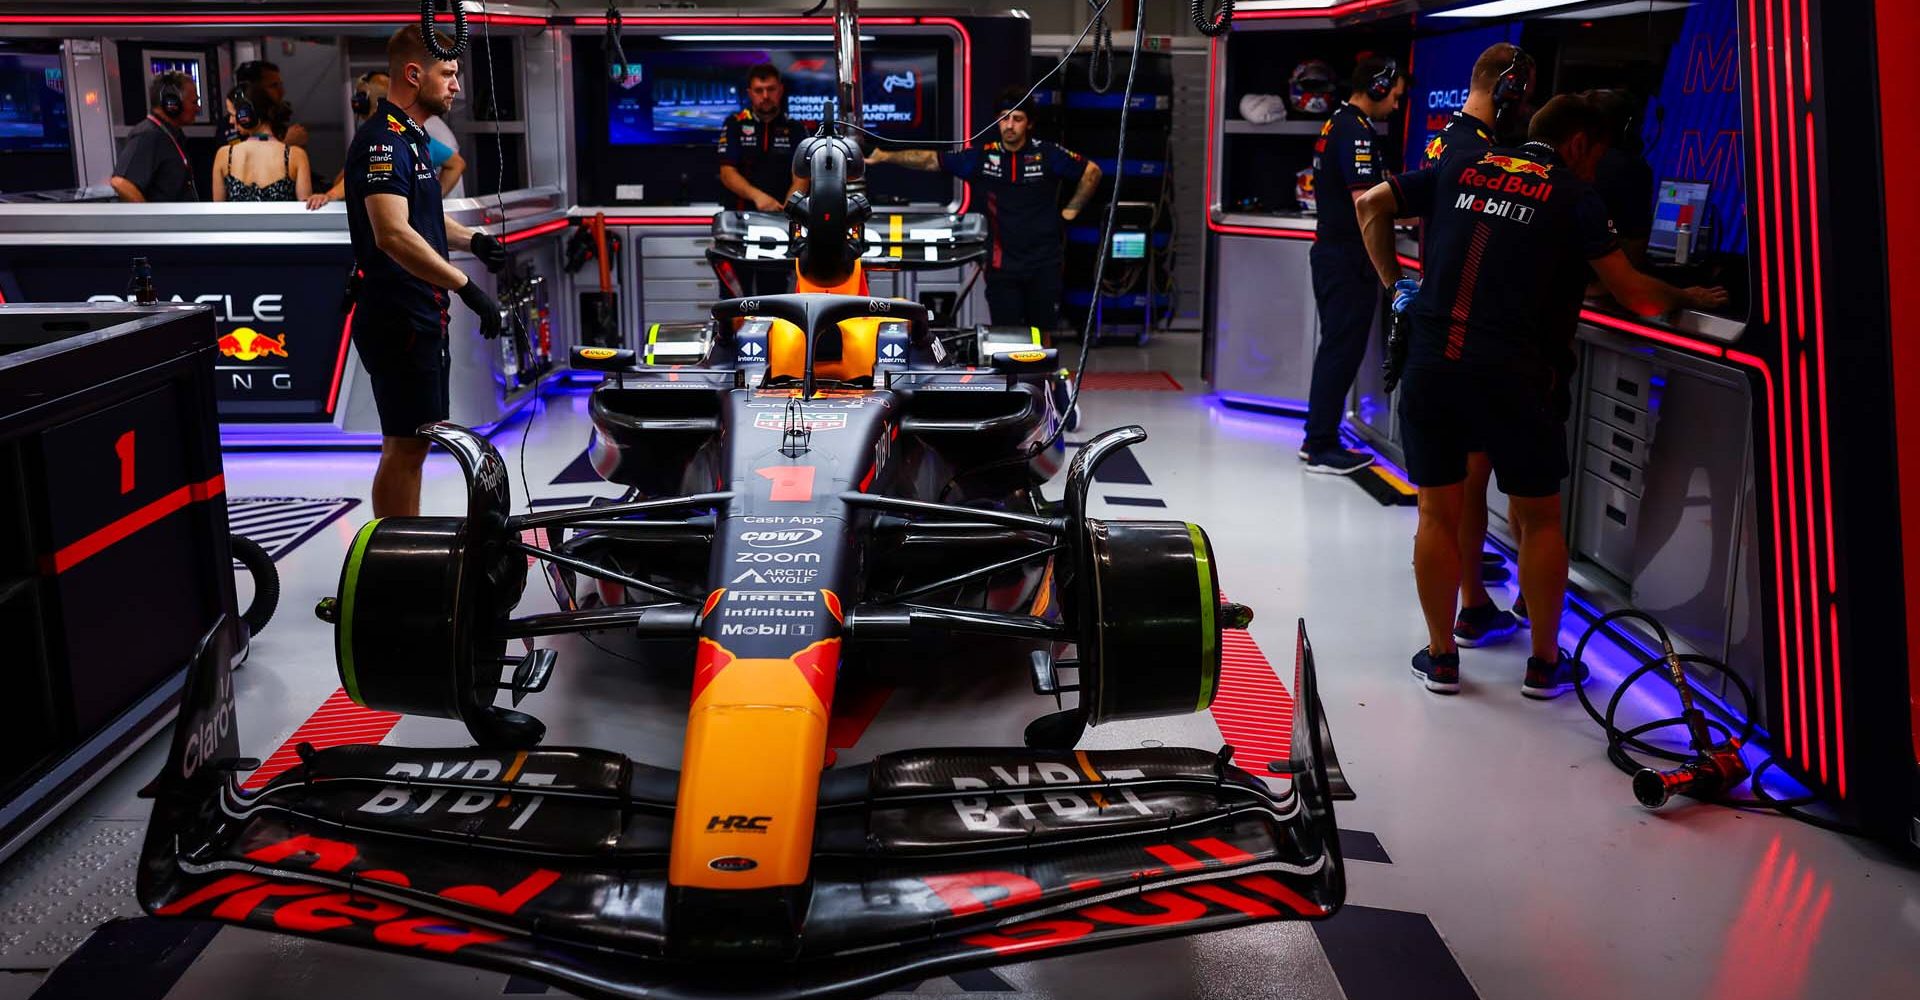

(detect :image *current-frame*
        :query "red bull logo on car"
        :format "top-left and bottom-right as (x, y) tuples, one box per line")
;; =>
(217, 327), (289, 361)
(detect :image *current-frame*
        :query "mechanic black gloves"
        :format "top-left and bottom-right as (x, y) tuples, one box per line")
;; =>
(469, 231), (509, 272)
(456, 277), (506, 340)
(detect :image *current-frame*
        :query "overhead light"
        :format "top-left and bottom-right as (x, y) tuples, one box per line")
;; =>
(1540, 1), (1693, 17)
(1430, 0), (1595, 17)
(1236, 1), (1349, 8)
(659, 34), (876, 43)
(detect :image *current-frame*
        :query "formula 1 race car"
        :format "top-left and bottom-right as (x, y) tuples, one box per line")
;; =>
(137, 123), (1348, 1000)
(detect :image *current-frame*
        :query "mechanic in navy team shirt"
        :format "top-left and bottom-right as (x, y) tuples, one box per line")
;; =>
(1420, 43), (1534, 651)
(868, 91), (1103, 330)
(717, 65), (810, 297)
(347, 24), (508, 518)
(1354, 94), (1725, 700)
(1300, 57), (1407, 476)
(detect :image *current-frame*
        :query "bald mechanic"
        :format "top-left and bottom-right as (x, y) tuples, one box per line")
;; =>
(1356, 94), (1724, 698)
(347, 24), (508, 517)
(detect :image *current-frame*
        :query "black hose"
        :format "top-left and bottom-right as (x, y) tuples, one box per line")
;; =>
(1191, 0), (1235, 37)
(1086, 1), (1115, 95)
(802, 0), (830, 15)
(605, 5), (634, 86)
(231, 534), (280, 637)
(1568, 607), (1861, 834)
(420, 0), (468, 61)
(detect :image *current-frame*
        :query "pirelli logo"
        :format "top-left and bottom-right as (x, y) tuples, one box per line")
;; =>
(1455, 192), (1535, 224)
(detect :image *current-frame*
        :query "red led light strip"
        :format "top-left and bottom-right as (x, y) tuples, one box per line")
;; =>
(325, 304), (355, 416)
(499, 218), (571, 245)
(0, 12), (546, 27)
(1235, 1), (1401, 20)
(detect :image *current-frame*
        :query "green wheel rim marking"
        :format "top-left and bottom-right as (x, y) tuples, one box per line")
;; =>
(1029, 326), (1042, 345)
(338, 518), (382, 706)
(643, 322), (661, 364)
(1188, 522), (1218, 712)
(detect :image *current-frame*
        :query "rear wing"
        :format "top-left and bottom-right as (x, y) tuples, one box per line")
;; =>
(708, 210), (989, 271)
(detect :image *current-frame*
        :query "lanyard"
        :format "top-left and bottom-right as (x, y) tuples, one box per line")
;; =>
(146, 114), (189, 167)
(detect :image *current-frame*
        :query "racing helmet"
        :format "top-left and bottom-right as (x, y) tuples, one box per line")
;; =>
(1289, 60), (1338, 116)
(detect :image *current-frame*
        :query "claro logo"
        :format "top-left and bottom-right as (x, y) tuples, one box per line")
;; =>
(90, 292), (285, 323)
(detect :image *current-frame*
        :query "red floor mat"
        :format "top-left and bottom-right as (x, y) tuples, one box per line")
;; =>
(1079, 370), (1183, 391)
(1209, 622), (1297, 773)
(242, 688), (401, 790)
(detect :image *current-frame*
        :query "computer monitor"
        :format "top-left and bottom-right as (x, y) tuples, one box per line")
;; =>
(1111, 232), (1147, 260)
(1648, 179), (1710, 257)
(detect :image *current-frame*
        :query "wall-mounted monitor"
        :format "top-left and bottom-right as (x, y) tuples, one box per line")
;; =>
(0, 50), (70, 153)
(145, 50), (209, 123)
(607, 44), (943, 147)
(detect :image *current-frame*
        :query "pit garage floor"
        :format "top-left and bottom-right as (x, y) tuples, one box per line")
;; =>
(3, 332), (1918, 1000)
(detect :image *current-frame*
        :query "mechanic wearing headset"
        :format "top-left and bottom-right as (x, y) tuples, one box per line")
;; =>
(110, 72), (200, 203)
(1420, 43), (1535, 650)
(1355, 94), (1725, 699)
(1300, 56), (1407, 476)
(347, 25), (508, 518)
(868, 91), (1103, 331)
(310, 72), (465, 209)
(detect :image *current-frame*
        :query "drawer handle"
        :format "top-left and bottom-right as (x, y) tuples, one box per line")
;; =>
(1613, 404), (1636, 423)
(1609, 460), (1632, 480)
(1612, 432), (1634, 452)
(1615, 377), (1640, 397)
(1605, 505), (1628, 526)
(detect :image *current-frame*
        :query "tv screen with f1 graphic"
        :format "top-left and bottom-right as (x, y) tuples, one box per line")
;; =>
(608, 42), (944, 145)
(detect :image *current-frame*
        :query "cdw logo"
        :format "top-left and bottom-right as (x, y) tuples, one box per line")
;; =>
(708, 814), (772, 833)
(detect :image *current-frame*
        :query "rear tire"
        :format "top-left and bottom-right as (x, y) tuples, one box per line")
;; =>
(232, 533), (279, 637)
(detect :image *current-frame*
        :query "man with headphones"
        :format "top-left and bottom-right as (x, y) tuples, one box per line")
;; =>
(1300, 55), (1407, 475)
(1420, 42), (1535, 649)
(109, 71), (201, 203)
(310, 72), (464, 210)
(346, 25), (509, 518)
(1355, 94), (1725, 698)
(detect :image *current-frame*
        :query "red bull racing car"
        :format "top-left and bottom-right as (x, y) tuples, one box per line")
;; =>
(137, 127), (1349, 999)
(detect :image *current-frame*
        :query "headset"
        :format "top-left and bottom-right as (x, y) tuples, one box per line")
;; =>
(1365, 57), (1400, 103)
(1492, 46), (1534, 114)
(351, 72), (380, 117)
(228, 84), (259, 133)
(154, 73), (185, 119)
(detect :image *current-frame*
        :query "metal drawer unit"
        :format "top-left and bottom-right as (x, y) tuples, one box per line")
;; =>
(1574, 343), (1662, 582)
(640, 235), (723, 330)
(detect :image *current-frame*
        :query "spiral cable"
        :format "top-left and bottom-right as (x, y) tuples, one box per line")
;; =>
(1191, 0), (1235, 37)
(420, 0), (468, 60)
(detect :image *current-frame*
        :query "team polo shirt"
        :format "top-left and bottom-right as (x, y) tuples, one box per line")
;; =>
(938, 138), (1090, 273)
(716, 109), (808, 210)
(1388, 142), (1619, 374)
(345, 100), (448, 331)
(1312, 102), (1382, 245)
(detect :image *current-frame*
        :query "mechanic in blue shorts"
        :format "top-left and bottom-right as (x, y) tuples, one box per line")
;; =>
(346, 25), (508, 517)
(1354, 94), (1724, 699)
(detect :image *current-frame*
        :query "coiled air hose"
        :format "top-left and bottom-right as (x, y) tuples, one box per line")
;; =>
(420, 0), (468, 60)
(1570, 607), (1859, 834)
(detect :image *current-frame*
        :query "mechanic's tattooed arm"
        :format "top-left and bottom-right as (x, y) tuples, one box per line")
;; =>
(1063, 160), (1103, 220)
(868, 148), (943, 171)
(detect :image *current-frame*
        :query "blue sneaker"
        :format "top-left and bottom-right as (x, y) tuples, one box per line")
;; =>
(1453, 602), (1520, 647)
(1522, 649), (1589, 700)
(1411, 647), (1461, 694)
